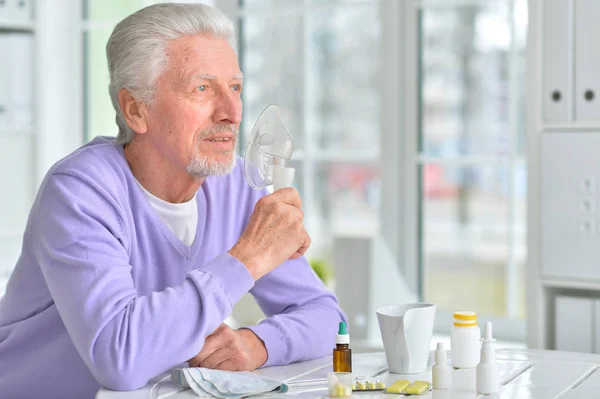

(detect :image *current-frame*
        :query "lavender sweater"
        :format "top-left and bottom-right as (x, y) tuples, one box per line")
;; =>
(0, 137), (345, 399)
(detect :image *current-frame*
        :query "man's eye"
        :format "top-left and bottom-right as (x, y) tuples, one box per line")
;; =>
(197, 85), (208, 92)
(232, 84), (241, 92)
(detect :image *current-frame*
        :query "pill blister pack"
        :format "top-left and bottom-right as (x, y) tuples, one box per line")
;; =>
(385, 380), (430, 395)
(352, 378), (431, 396)
(352, 378), (386, 391)
(327, 373), (431, 398)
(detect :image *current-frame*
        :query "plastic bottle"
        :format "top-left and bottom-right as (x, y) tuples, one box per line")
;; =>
(476, 321), (499, 394)
(450, 311), (481, 368)
(432, 342), (452, 389)
(333, 321), (352, 372)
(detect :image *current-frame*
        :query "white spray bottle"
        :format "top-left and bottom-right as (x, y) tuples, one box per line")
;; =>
(476, 321), (499, 394)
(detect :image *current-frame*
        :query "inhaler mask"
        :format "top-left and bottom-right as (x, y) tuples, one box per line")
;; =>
(243, 104), (295, 191)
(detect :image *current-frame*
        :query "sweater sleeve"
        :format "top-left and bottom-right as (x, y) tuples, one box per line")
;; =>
(244, 257), (346, 367)
(33, 173), (254, 391)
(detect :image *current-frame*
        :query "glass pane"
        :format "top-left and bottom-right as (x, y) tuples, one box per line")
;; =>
(241, 0), (301, 8)
(419, 2), (526, 156)
(307, 162), (380, 259)
(422, 164), (526, 318)
(242, 0), (372, 6)
(240, 14), (304, 150)
(84, 28), (118, 141)
(85, 1), (217, 20)
(514, 0), (528, 155)
(308, 6), (380, 151)
(289, 160), (304, 198)
(85, 0), (143, 21)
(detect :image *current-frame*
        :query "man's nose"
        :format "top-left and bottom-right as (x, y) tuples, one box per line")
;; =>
(213, 89), (242, 125)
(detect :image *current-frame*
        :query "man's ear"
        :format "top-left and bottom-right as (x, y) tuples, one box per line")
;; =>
(118, 88), (148, 134)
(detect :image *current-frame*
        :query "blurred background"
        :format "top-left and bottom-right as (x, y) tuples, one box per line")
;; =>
(0, 0), (528, 349)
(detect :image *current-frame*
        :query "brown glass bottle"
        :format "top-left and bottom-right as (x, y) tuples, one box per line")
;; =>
(333, 343), (352, 372)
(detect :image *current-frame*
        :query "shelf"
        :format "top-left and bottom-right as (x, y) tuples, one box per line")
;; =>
(542, 278), (600, 291)
(0, 128), (35, 137)
(0, 20), (34, 32)
(542, 124), (600, 132)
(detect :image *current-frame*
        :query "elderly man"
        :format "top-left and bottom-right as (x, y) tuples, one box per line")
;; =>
(0, 3), (345, 398)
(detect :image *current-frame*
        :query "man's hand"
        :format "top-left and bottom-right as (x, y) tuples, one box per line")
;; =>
(187, 324), (268, 371)
(228, 187), (311, 280)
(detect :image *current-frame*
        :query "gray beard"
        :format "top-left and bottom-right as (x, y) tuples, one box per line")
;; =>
(187, 150), (237, 179)
(186, 124), (238, 179)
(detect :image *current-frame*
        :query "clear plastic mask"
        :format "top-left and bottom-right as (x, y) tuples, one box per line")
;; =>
(244, 104), (295, 190)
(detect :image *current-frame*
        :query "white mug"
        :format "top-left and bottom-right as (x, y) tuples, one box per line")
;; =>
(376, 303), (436, 374)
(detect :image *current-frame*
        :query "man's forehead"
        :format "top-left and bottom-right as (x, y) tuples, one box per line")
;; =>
(168, 35), (237, 61)
(185, 72), (244, 81)
(165, 37), (241, 81)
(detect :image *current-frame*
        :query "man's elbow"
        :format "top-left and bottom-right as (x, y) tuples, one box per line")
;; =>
(89, 351), (150, 391)
(93, 367), (149, 392)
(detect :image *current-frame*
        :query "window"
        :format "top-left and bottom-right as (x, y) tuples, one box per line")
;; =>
(237, 0), (382, 262)
(414, 0), (528, 339)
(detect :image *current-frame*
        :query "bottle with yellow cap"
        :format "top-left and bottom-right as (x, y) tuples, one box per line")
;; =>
(450, 311), (481, 368)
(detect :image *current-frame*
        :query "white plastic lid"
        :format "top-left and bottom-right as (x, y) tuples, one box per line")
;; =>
(482, 321), (496, 342)
(435, 342), (448, 363)
(336, 334), (350, 345)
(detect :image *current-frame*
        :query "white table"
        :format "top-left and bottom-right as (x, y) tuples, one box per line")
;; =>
(96, 349), (600, 399)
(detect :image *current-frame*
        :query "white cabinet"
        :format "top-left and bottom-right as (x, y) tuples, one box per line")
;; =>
(555, 296), (594, 353)
(574, 0), (600, 122)
(8, 0), (34, 21)
(541, 133), (600, 280)
(529, 0), (600, 351)
(542, 0), (570, 122)
(555, 295), (600, 354)
(542, 0), (600, 124)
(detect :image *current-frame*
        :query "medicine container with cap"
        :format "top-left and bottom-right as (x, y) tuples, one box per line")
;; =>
(476, 321), (499, 394)
(333, 321), (352, 372)
(432, 342), (451, 389)
(450, 311), (480, 368)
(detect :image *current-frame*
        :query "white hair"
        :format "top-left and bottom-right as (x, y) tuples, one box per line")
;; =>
(106, 3), (237, 144)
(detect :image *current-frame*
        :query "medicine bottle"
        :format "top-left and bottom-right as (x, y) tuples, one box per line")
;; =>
(432, 342), (451, 389)
(333, 321), (352, 372)
(450, 311), (480, 368)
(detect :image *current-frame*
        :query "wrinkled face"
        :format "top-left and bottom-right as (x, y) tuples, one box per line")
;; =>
(145, 35), (243, 179)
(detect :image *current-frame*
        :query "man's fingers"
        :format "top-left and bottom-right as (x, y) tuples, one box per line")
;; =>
(270, 187), (302, 208)
(198, 347), (230, 370)
(289, 230), (311, 260)
(189, 324), (227, 366)
(214, 358), (239, 371)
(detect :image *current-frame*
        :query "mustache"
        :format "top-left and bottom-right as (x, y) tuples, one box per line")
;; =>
(198, 124), (238, 139)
